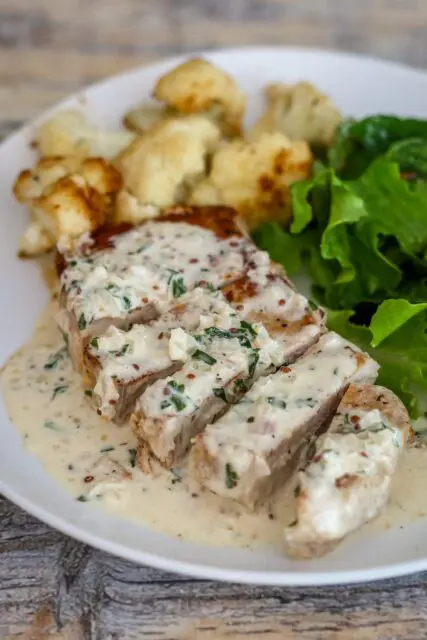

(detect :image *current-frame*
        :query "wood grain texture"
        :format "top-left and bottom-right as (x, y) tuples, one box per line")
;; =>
(2, 0), (427, 637)
(3, 497), (427, 640)
(0, 0), (426, 121)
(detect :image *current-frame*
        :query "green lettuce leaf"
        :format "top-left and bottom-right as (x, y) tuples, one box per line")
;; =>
(351, 157), (427, 256)
(251, 221), (303, 275)
(370, 299), (427, 346)
(253, 113), (427, 416)
(289, 161), (405, 308)
(387, 138), (427, 181)
(329, 115), (427, 178)
(290, 164), (330, 233)
(328, 302), (427, 417)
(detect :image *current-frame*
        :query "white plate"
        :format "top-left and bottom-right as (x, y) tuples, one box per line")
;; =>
(1, 46), (427, 586)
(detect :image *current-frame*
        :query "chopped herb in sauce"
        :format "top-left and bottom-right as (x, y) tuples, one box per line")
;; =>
(44, 347), (67, 371)
(234, 379), (248, 394)
(367, 421), (392, 433)
(248, 349), (260, 378)
(192, 349), (217, 365)
(78, 314), (87, 330)
(163, 380), (188, 412)
(76, 495), (88, 502)
(203, 327), (232, 340)
(52, 385), (68, 400)
(267, 396), (287, 409)
(213, 387), (228, 403)
(168, 270), (187, 298)
(225, 463), (238, 489)
(128, 448), (137, 468)
(84, 389), (93, 397)
(168, 381), (185, 393)
(170, 395), (187, 412)
(341, 419), (394, 436)
(238, 335), (252, 349)
(90, 337), (99, 349)
(295, 397), (317, 409)
(240, 320), (257, 337)
(197, 281), (216, 292)
(43, 420), (61, 431)
(114, 343), (130, 357)
(122, 296), (132, 310)
(100, 445), (115, 453)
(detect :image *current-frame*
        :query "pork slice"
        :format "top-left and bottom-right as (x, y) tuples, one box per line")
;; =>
(188, 332), (379, 509)
(130, 269), (326, 471)
(131, 313), (271, 469)
(283, 384), (411, 559)
(221, 267), (326, 361)
(82, 287), (229, 423)
(57, 205), (249, 371)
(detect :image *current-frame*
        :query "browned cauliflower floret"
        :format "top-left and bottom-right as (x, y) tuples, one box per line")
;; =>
(152, 58), (246, 138)
(123, 103), (174, 134)
(37, 110), (135, 159)
(14, 156), (122, 257)
(115, 116), (220, 220)
(112, 191), (160, 225)
(249, 82), (342, 148)
(191, 132), (313, 230)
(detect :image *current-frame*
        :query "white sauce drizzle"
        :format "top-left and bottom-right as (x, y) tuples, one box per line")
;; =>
(61, 221), (245, 327)
(2, 301), (427, 552)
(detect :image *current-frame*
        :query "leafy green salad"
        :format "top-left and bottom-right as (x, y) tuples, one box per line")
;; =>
(253, 116), (427, 418)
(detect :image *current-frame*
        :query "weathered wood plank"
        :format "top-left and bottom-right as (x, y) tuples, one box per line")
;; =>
(2, 496), (427, 638)
(0, 0), (426, 122)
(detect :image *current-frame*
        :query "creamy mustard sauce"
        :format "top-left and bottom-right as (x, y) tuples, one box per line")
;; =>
(2, 300), (427, 552)
(1, 301), (296, 550)
(61, 220), (246, 328)
(195, 332), (379, 504)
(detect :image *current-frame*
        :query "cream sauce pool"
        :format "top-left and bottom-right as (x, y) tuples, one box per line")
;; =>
(2, 300), (427, 552)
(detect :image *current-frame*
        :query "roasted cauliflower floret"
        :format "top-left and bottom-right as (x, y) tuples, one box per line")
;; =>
(33, 177), (107, 249)
(19, 221), (54, 258)
(191, 132), (313, 229)
(115, 116), (220, 217)
(112, 190), (160, 225)
(14, 156), (81, 202)
(249, 82), (342, 148)
(123, 103), (175, 134)
(153, 58), (246, 138)
(37, 110), (135, 159)
(14, 156), (122, 256)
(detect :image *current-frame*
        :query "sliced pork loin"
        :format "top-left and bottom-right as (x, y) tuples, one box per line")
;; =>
(86, 261), (325, 425)
(131, 268), (325, 470)
(83, 287), (235, 423)
(188, 332), (379, 509)
(221, 268), (325, 357)
(283, 384), (411, 560)
(56, 205), (250, 372)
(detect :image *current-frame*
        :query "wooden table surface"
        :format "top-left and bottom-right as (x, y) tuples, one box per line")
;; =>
(2, 1), (427, 638)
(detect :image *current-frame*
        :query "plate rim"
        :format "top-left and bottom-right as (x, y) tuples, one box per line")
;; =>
(2, 44), (427, 586)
